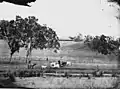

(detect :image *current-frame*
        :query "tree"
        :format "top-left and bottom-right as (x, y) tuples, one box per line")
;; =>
(108, 0), (120, 7)
(15, 16), (60, 63)
(84, 35), (93, 43)
(0, 16), (60, 63)
(74, 33), (83, 42)
(0, 20), (24, 62)
(69, 36), (75, 40)
(69, 33), (83, 42)
(91, 36), (100, 52)
(85, 34), (120, 56)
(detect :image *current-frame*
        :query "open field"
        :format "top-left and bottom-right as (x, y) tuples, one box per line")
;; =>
(0, 40), (117, 62)
(14, 77), (117, 89)
(0, 40), (119, 88)
(0, 41), (118, 70)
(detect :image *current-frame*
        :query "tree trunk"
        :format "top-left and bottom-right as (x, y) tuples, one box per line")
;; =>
(26, 38), (32, 65)
(9, 53), (12, 63)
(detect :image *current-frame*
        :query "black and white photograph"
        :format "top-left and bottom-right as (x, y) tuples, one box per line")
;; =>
(0, 0), (120, 89)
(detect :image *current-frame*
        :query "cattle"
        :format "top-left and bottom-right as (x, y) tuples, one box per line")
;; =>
(60, 61), (72, 67)
(119, 46), (120, 50)
(50, 60), (72, 68)
(61, 62), (67, 67)
(58, 60), (61, 65)
(103, 74), (112, 77)
(50, 62), (60, 68)
(92, 70), (104, 77)
(46, 57), (48, 61)
(66, 61), (72, 66)
(41, 65), (47, 69)
(28, 61), (37, 69)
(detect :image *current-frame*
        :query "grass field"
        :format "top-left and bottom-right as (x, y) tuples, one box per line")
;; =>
(0, 41), (118, 71)
(14, 77), (117, 89)
(11, 41), (117, 63)
(0, 40), (119, 88)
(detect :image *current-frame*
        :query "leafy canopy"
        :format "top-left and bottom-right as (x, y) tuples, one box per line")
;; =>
(0, 16), (60, 59)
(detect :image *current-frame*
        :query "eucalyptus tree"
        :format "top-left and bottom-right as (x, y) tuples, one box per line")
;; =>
(14, 16), (60, 63)
(108, 0), (120, 7)
(0, 20), (23, 62)
(0, 16), (60, 63)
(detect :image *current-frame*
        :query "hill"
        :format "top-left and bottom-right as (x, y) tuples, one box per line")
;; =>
(0, 40), (117, 64)
(60, 41), (89, 51)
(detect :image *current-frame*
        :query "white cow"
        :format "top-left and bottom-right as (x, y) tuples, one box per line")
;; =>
(41, 65), (47, 69)
(66, 61), (72, 66)
(50, 62), (60, 68)
(119, 46), (120, 50)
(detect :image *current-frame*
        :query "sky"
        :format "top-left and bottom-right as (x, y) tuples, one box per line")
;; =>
(0, 0), (119, 38)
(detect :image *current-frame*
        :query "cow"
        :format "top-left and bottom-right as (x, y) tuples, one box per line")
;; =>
(92, 70), (104, 77)
(60, 61), (72, 67)
(28, 61), (37, 69)
(41, 65), (47, 69)
(119, 46), (120, 50)
(66, 61), (72, 66)
(50, 62), (60, 68)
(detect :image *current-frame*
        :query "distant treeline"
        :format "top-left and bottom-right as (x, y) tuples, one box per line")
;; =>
(83, 34), (120, 56)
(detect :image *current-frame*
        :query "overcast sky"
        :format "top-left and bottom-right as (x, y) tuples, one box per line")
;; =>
(0, 0), (119, 38)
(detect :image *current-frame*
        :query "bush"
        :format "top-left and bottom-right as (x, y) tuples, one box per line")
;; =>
(84, 34), (120, 56)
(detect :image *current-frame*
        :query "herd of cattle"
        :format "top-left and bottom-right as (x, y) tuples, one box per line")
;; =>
(25, 59), (120, 79)
(28, 59), (72, 69)
(0, 58), (119, 79)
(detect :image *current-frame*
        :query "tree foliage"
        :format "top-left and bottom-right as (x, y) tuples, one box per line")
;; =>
(0, 0), (36, 7)
(84, 34), (120, 56)
(69, 33), (83, 42)
(0, 16), (60, 62)
(108, 0), (120, 7)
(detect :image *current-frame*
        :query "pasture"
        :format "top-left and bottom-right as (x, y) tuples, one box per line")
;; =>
(14, 77), (117, 89)
(0, 40), (119, 88)
(0, 40), (117, 69)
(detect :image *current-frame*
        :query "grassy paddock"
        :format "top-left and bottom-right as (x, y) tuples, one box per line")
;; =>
(0, 41), (117, 65)
(0, 54), (118, 88)
(14, 77), (117, 89)
(0, 56), (118, 71)
(0, 41), (119, 88)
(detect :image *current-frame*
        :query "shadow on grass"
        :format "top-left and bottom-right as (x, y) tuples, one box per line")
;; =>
(0, 77), (31, 88)
(0, 61), (26, 65)
(0, 74), (116, 89)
